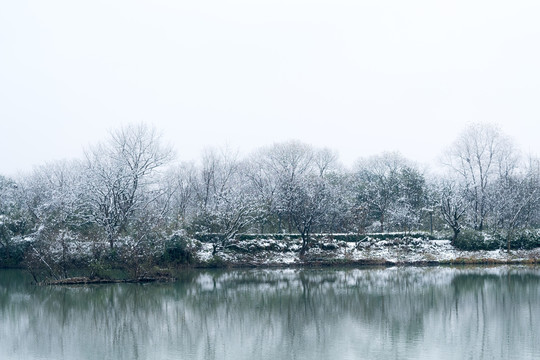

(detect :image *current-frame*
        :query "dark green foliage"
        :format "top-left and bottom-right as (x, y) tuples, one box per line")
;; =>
(498, 230), (540, 250)
(88, 261), (115, 280)
(161, 234), (200, 265)
(453, 229), (540, 251)
(204, 255), (228, 268)
(0, 240), (30, 268)
(453, 229), (499, 251)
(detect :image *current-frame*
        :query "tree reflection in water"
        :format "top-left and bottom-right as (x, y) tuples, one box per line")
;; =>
(1, 267), (539, 360)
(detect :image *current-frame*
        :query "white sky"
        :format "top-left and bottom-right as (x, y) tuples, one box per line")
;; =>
(1, 0), (540, 176)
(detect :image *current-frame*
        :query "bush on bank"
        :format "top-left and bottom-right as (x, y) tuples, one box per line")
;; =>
(453, 229), (540, 251)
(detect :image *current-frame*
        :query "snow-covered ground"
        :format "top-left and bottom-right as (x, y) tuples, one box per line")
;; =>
(9, 233), (539, 269)
(195, 237), (540, 266)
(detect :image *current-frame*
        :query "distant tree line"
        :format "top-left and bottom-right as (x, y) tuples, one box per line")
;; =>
(1, 122), (540, 273)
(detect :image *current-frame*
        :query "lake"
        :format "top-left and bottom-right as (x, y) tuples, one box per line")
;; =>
(1, 266), (539, 360)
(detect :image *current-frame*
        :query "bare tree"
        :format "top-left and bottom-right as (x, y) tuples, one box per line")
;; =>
(252, 141), (316, 233)
(192, 147), (239, 226)
(277, 173), (331, 255)
(243, 153), (279, 233)
(438, 177), (468, 245)
(22, 160), (84, 228)
(208, 177), (259, 252)
(264, 141), (315, 184)
(190, 147), (260, 252)
(83, 123), (173, 248)
(491, 156), (540, 250)
(314, 148), (339, 177)
(162, 162), (197, 229)
(321, 172), (355, 234)
(14, 160), (88, 279)
(443, 123), (518, 231)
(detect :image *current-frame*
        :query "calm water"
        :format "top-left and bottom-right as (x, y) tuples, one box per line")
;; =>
(1, 266), (539, 360)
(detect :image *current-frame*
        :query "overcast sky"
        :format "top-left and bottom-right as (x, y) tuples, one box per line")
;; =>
(1, 0), (540, 176)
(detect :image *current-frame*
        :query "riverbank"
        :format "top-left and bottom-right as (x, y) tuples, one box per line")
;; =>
(5, 235), (540, 284)
(194, 237), (540, 268)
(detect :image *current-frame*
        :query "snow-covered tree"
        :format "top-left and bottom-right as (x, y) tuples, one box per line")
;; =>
(321, 172), (355, 234)
(243, 142), (337, 234)
(314, 147), (339, 177)
(190, 147), (260, 251)
(15, 160), (89, 278)
(276, 173), (331, 255)
(162, 162), (197, 229)
(82, 123), (173, 248)
(388, 166), (427, 232)
(21, 160), (85, 230)
(490, 157), (540, 250)
(0, 175), (30, 263)
(438, 177), (468, 245)
(263, 141), (315, 184)
(207, 173), (260, 250)
(354, 152), (425, 232)
(443, 123), (518, 231)
(243, 152), (280, 233)
(261, 141), (317, 233)
(246, 141), (338, 252)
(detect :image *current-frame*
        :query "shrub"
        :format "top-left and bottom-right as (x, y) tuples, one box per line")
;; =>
(161, 233), (200, 265)
(501, 230), (540, 250)
(453, 229), (540, 251)
(204, 255), (228, 268)
(453, 229), (499, 251)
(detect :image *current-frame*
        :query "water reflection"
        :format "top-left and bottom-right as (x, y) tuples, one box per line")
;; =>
(1, 267), (539, 360)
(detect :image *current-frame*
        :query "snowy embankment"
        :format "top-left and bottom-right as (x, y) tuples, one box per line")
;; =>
(195, 236), (540, 267)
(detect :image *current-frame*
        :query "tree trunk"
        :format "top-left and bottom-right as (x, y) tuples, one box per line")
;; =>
(507, 229), (513, 253)
(299, 232), (309, 257)
(108, 233), (115, 249)
(451, 228), (460, 246)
